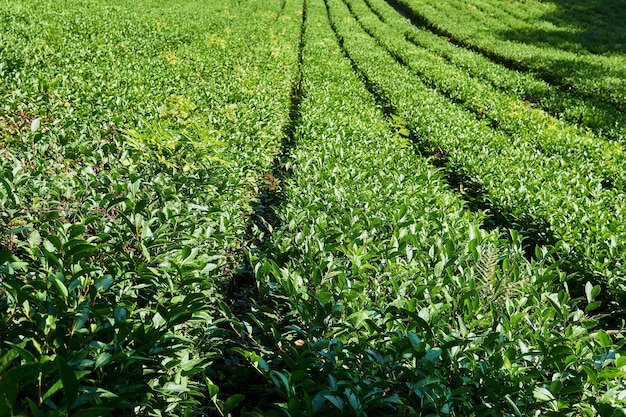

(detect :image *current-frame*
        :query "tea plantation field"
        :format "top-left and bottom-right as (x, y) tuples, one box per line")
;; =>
(1, 0), (625, 415)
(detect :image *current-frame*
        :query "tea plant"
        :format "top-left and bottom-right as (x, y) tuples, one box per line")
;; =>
(361, 0), (626, 143)
(229, 0), (626, 415)
(2, 0), (626, 415)
(325, 0), (626, 299)
(1, 0), (301, 414)
(390, 0), (626, 112)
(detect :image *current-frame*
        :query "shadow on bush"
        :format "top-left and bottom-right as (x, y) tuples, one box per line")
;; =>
(497, 0), (626, 55)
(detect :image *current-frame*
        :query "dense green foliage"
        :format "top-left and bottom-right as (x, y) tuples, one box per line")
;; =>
(1, 0), (300, 414)
(1, 0), (625, 416)
(392, 0), (626, 112)
(337, 0), (626, 296)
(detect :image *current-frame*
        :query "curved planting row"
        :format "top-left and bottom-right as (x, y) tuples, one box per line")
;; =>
(362, 0), (626, 143)
(388, 0), (626, 114)
(378, 0), (626, 142)
(346, 0), (625, 188)
(438, 0), (626, 57)
(2, 0), (626, 416)
(326, 0), (626, 297)
(224, 0), (626, 415)
(0, 0), (301, 414)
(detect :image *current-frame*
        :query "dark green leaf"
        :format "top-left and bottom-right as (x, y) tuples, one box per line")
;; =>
(56, 357), (78, 410)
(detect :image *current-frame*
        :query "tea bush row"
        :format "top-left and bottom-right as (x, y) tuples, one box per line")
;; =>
(230, 0), (626, 415)
(328, 0), (626, 297)
(0, 0), (301, 414)
(392, 0), (626, 113)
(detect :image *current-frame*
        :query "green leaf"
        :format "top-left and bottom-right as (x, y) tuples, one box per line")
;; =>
(598, 330), (612, 347)
(549, 379), (562, 394)
(407, 331), (422, 350)
(585, 281), (601, 303)
(205, 377), (219, 399)
(162, 382), (188, 392)
(585, 301), (602, 313)
(533, 387), (557, 411)
(316, 291), (333, 304)
(0, 349), (19, 373)
(28, 230), (41, 247)
(323, 395), (344, 411)
(0, 362), (41, 404)
(95, 352), (112, 369)
(271, 371), (290, 393)
(311, 390), (329, 414)
(50, 272), (69, 301)
(31, 118), (41, 132)
(597, 403), (625, 417)
(5, 225), (33, 235)
(95, 275), (114, 292)
(56, 357), (78, 410)
(504, 394), (523, 417)
(114, 306), (127, 323)
(5, 341), (36, 362)
(421, 348), (442, 364)
(42, 379), (64, 403)
(26, 398), (42, 417)
(258, 358), (270, 372)
(347, 310), (371, 328)
(73, 307), (91, 332)
(346, 389), (360, 413)
(222, 394), (245, 414)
